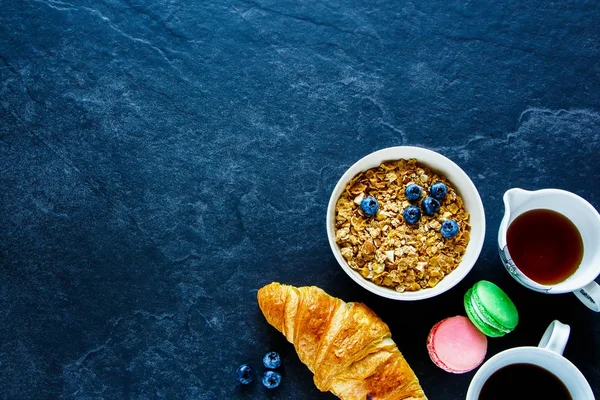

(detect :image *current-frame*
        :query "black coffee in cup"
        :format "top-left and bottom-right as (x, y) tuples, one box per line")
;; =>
(478, 363), (572, 400)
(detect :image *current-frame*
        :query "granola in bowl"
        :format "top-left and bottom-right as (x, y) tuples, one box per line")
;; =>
(334, 158), (471, 293)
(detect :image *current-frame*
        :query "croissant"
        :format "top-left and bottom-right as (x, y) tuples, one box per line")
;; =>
(257, 282), (427, 400)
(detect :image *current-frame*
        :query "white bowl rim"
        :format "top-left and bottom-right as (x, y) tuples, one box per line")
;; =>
(326, 146), (486, 300)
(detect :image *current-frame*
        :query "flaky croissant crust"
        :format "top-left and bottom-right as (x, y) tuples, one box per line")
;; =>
(258, 282), (427, 400)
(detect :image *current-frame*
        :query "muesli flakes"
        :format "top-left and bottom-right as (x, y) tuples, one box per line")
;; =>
(334, 158), (470, 292)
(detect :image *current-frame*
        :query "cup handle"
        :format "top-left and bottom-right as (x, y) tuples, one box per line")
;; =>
(538, 320), (570, 355)
(573, 281), (600, 312)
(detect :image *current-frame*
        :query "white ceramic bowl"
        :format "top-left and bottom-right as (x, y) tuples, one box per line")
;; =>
(326, 146), (486, 300)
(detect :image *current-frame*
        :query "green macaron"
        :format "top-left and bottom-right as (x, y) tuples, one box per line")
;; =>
(464, 280), (519, 337)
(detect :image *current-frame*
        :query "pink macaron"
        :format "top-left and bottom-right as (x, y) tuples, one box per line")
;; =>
(427, 315), (487, 373)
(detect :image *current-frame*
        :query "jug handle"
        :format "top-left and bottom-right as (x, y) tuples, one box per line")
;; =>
(538, 320), (570, 355)
(573, 281), (600, 312)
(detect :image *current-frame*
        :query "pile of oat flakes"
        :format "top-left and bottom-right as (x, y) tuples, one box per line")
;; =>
(334, 159), (471, 292)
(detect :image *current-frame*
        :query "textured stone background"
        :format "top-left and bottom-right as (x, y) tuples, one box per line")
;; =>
(1, 0), (599, 399)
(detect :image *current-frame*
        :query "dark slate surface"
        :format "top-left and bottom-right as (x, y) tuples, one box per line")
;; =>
(1, 0), (599, 398)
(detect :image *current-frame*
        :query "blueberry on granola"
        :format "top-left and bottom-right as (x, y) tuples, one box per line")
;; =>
(236, 364), (255, 385)
(405, 184), (423, 202)
(403, 206), (421, 225)
(263, 351), (281, 369)
(360, 196), (379, 216)
(430, 182), (448, 200)
(262, 370), (282, 389)
(441, 219), (459, 238)
(421, 197), (441, 216)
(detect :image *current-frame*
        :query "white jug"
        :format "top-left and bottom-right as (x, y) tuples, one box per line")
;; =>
(498, 188), (600, 312)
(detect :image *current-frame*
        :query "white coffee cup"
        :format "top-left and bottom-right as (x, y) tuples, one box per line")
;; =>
(466, 320), (595, 399)
(498, 188), (600, 311)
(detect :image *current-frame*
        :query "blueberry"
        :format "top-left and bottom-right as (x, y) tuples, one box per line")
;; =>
(421, 197), (441, 216)
(262, 370), (282, 389)
(430, 182), (448, 200)
(360, 196), (379, 216)
(263, 351), (281, 369)
(236, 364), (254, 385)
(441, 220), (459, 238)
(403, 206), (421, 225)
(404, 184), (423, 202)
